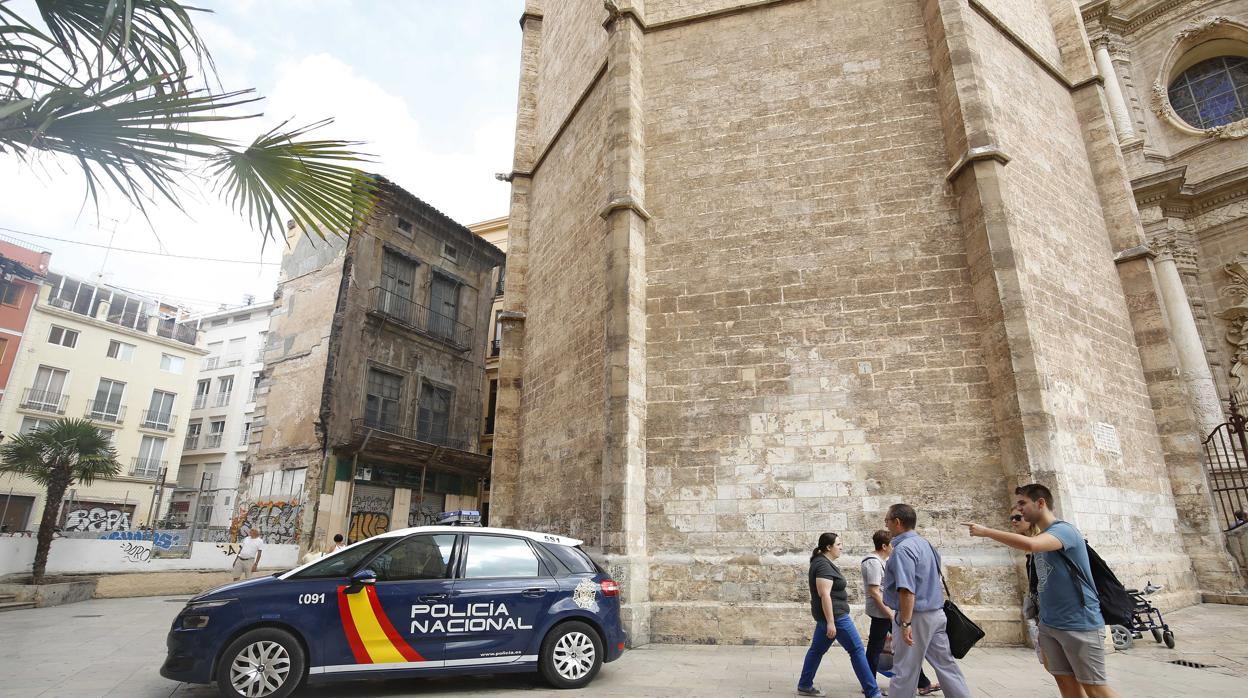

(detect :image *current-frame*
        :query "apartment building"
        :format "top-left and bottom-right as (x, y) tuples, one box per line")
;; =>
(169, 302), (272, 533)
(467, 218), (507, 456)
(0, 274), (205, 532)
(244, 177), (504, 550)
(0, 235), (51, 407)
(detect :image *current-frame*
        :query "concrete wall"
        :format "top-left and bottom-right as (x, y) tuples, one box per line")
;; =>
(0, 537), (297, 576)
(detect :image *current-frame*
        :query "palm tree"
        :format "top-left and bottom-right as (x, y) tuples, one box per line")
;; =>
(0, 418), (120, 584)
(0, 0), (376, 241)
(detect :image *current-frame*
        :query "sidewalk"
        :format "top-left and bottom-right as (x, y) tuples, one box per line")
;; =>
(0, 596), (1241, 697)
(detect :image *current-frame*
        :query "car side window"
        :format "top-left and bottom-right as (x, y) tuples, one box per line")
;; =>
(463, 535), (541, 578)
(370, 534), (456, 582)
(290, 539), (390, 579)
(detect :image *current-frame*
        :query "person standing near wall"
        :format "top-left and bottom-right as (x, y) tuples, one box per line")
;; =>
(233, 528), (265, 581)
(862, 530), (939, 695)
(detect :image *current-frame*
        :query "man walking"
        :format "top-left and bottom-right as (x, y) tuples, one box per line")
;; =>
(964, 484), (1121, 698)
(232, 527), (265, 581)
(863, 530), (938, 695)
(881, 504), (972, 698)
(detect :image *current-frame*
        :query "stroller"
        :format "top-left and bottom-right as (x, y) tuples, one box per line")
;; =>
(1109, 582), (1175, 650)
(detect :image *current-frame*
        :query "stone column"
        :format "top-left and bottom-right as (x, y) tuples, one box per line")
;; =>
(599, 0), (650, 645)
(1093, 39), (1136, 143)
(1152, 237), (1223, 435)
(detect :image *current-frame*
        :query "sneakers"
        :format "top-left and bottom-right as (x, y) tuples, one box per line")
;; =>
(796, 688), (827, 697)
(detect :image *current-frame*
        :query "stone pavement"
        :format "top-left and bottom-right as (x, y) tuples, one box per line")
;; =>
(0, 597), (1242, 697)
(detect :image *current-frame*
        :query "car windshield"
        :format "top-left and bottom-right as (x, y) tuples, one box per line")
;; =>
(290, 538), (392, 578)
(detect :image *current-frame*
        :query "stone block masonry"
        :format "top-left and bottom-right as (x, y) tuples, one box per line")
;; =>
(491, 0), (1242, 646)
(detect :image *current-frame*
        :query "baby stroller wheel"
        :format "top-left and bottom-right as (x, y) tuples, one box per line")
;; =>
(1163, 630), (1175, 649)
(1110, 625), (1133, 651)
(1151, 628), (1163, 643)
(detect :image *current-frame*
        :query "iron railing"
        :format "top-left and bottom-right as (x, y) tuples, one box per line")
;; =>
(184, 434), (200, 450)
(490, 339), (501, 357)
(212, 391), (232, 408)
(224, 355), (243, 367)
(205, 434), (223, 449)
(368, 287), (471, 349)
(351, 417), (475, 452)
(495, 278), (505, 296)
(192, 394), (208, 410)
(202, 357), (220, 370)
(1202, 397), (1248, 531)
(141, 410), (176, 433)
(20, 388), (67, 415)
(246, 389), (258, 403)
(130, 458), (165, 479)
(84, 400), (126, 424)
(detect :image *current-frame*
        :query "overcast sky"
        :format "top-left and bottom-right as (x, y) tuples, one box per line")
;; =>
(0, 0), (523, 312)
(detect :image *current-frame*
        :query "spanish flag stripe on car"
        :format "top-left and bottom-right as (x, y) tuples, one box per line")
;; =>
(336, 586), (424, 664)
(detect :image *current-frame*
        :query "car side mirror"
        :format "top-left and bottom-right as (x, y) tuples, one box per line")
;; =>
(352, 568), (377, 585)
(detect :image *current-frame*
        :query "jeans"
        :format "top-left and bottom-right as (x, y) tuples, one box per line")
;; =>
(866, 616), (931, 689)
(798, 615), (882, 697)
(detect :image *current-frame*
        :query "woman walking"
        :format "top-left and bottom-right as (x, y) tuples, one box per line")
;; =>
(797, 532), (883, 698)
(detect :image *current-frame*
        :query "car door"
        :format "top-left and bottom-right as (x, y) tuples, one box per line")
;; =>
(443, 533), (558, 667)
(291, 534), (456, 676)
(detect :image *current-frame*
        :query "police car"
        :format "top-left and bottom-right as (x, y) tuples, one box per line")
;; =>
(161, 522), (626, 697)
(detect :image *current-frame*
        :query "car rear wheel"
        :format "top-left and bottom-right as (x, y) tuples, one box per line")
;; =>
(539, 620), (603, 689)
(216, 627), (305, 698)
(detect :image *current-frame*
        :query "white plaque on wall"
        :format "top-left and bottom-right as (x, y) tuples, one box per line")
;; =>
(1093, 422), (1121, 456)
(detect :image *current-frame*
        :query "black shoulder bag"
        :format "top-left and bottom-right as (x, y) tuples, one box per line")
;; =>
(926, 541), (985, 659)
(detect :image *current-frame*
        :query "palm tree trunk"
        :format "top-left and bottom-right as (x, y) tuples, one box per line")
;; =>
(32, 479), (69, 585)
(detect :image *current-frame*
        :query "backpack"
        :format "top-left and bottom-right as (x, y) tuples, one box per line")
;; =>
(1058, 540), (1135, 627)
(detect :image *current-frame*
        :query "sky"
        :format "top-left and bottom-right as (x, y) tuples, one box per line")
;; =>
(0, 0), (524, 312)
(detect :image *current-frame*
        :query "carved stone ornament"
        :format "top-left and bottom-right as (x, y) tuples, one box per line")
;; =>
(1151, 235), (1197, 268)
(1153, 16), (1248, 140)
(1217, 253), (1248, 398)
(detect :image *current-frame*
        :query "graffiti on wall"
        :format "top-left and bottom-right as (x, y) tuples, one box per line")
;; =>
(233, 500), (302, 544)
(97, 530), (182, 549)
(348, 511), (390, 541)
(119, 541), (151, 563)
(62, 503), (135, 532)
(408, 496), (443, 528)
(215, 543), (241, 556)
(349, 487), (393, 543)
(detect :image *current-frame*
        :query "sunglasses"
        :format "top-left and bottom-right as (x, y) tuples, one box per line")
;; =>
(1010, 514), (1023, 523)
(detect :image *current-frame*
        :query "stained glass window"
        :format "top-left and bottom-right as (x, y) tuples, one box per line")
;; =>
(1168, 56), (1248, 129)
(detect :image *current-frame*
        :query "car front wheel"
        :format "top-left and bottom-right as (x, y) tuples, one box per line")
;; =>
(216, 627), (306, 698)
(539, 620), (603, 689)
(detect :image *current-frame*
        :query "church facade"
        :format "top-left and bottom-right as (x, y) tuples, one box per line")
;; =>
(491, 0), (1248, 645)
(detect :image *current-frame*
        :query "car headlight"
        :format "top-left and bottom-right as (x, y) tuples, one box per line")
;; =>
(182, 614), (211, 629)
(186, 598), (234, 610)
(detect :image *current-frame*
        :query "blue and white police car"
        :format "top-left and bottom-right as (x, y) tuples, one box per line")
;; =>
(161, 521), (626, 697)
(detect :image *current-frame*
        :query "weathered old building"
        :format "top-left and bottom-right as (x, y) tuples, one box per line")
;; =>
(490, 0), (1248, 646)
(244, 178), (504, 550)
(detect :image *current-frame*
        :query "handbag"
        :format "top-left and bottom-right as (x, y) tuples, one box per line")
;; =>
(927, 541), (985, 659)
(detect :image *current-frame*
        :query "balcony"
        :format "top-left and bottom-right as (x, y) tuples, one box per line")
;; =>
(183, 434), (200, 450)
(352, 417), (475, 452)
(130, 457), (166, 479)
(253, 349), (266, 362)
(490, 339), (501, 357)
(202, 357), (220, 370)
(367, 287), (471, 350)
(495, 278), (505, 296)
(223, 354), (243, 368)
(140, 410), (176, 433)
(20, 388), (68, 415)
(205, 433), (223, 449)
(239, 430), (251, 447)
(212, 391), (232, 408)
(246, 389), (258, 403)
(192, 394), (208, 410)
(84, 400), (126, 425)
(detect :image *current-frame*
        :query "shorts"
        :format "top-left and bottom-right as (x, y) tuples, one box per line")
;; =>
(1036, 623), (1108, 685)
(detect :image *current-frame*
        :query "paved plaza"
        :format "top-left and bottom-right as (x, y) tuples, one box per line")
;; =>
(0, 597), (1242, 697)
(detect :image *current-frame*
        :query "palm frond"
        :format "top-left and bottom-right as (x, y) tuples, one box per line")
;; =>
(31, 0), (213, 89)
(210, 119), (378, 241)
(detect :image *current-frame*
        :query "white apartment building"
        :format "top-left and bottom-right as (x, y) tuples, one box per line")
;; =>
(170, 302), (272, 532)
(0, 274), (205, 532)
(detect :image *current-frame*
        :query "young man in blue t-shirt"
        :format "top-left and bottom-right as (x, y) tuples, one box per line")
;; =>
(963, 484), (1121, 698)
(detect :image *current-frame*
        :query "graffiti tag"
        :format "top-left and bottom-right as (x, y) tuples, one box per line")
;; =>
(348, 511), (390, 542)
(65, 506), (132, 532)
(215, 543), (241, 556)
(98, 530), (181, 549)
(233, 500), (301, 544)
(120, 541), (151, 563)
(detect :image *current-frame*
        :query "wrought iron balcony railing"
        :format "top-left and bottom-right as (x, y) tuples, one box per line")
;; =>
(367, 287), (471, 350)
(85, 400), (126, 424)
(205, 434), (223, 449)
(212, 391), (231, 408)
(192, 394), (208, 410)
(141, 410), (176, 433)
(490, 339), (501, 357)
(352, 417), (475, 452)
(20, 388), (67, 415)
(130, 458), (165, 479)
(184, 434), (200, 450)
